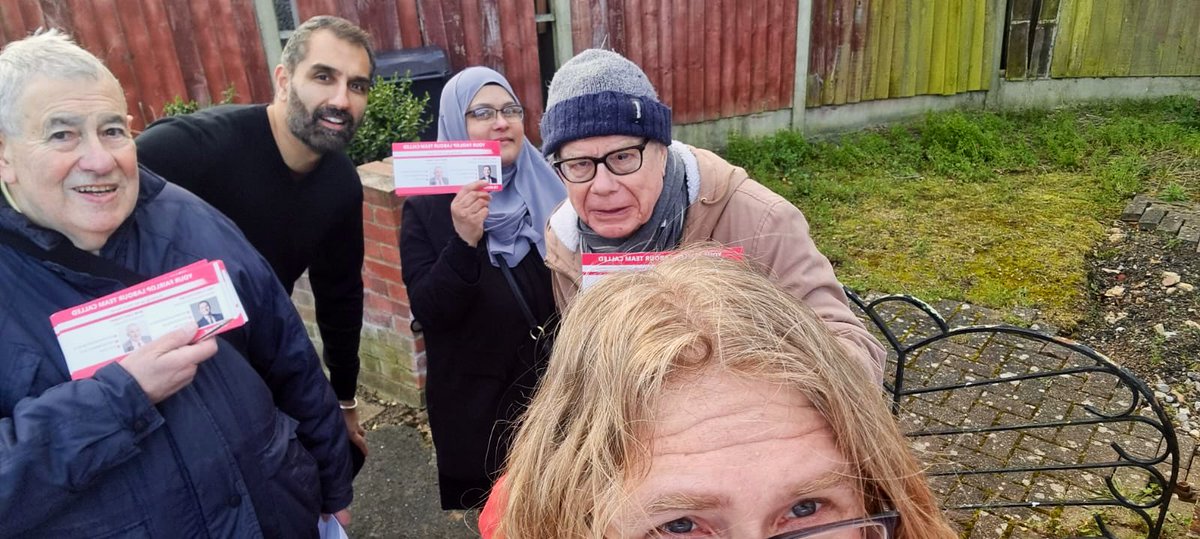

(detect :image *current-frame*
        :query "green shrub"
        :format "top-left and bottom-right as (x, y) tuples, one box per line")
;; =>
(161, 85), (236, 117)
(347, 75), (430, 165)
(161, 95), (200, 117)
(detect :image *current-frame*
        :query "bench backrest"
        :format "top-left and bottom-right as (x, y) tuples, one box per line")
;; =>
(847, 288), (1180, 539)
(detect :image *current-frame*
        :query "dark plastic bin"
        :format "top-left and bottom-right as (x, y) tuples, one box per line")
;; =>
(375, 47), (451, 141)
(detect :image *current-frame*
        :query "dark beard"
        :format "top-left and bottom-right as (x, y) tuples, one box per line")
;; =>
(285, 87), (358, 153)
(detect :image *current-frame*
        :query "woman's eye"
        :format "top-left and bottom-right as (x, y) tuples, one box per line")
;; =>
(790, 499), (819, 518)
(658, 517), (695, 534)
(48, 131), (73, 141)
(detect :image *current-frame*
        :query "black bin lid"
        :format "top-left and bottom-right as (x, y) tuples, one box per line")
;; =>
(375, 46), (450, 81)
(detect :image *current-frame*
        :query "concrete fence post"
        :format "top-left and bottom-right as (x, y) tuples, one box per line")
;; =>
(791, 0), (814, 134)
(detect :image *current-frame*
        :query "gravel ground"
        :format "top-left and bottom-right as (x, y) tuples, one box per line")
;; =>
(1075, 219), (1200, 436)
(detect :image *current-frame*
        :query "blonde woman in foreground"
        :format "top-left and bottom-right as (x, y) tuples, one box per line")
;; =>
(480, 251), (955, 538)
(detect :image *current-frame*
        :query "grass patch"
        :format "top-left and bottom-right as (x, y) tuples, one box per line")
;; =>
(723, 97), (1200, 329)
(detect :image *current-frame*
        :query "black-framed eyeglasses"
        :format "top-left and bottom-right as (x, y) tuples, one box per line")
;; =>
(551, 140), (649, 184)
(465, 104), (524, 122)
(763, 511), (898, 539)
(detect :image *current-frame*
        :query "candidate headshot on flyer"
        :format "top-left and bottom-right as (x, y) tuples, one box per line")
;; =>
(194, 299), (225, 327)
(121, 322), (153, 353)
(478, 164), (499, 185)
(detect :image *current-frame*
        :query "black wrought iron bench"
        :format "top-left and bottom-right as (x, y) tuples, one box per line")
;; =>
(846, 288), (1181, 538)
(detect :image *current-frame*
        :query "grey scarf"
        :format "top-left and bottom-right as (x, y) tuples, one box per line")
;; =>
(579, 147), (688, 253)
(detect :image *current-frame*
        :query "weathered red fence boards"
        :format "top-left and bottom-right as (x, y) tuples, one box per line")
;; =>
(296, 0), (547, 142)
(0, 0), (273, 130)
(568, 0), (800, 124)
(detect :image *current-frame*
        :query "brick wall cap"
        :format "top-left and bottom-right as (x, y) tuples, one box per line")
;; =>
(358, 158), (395, 193)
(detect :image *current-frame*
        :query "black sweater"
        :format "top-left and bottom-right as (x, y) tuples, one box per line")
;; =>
(400, 194), (556, 509)
(136, 105), (364, 400)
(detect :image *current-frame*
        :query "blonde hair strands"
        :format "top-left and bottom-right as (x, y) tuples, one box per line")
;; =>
(499, 248), (955, 538)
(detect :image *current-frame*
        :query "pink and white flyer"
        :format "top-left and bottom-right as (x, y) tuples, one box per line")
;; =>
(392, 140), (503, 196)
(580, 247), (745, 290)
(50, 259), (248, 379)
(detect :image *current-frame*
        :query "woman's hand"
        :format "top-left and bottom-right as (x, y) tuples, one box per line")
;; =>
(450, 180), (492, 247)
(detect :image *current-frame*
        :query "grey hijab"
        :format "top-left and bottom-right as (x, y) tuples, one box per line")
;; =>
(437, 67), (567, 267)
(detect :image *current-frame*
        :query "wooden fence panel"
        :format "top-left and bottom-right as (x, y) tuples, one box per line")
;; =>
(559, 0), (798, 123)
(477, 0), (502, 68)
(807, 0), (992, 107)
(1047, 0), (1200, 78)
(0, 0), (272, 130)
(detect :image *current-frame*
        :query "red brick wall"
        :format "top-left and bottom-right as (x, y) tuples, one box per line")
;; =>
(293, 159), (426, 405)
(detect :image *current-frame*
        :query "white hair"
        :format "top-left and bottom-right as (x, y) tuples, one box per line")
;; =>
(0, 29), (117, 136)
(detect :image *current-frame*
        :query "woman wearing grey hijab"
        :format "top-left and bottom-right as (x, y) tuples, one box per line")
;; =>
(399, 67), (566, 510)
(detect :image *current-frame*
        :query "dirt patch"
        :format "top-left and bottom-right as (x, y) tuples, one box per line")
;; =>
(1074, 219), (1200, 429)
(359, 388), (433, 444)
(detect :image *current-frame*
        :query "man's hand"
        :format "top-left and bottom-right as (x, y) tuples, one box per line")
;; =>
(322, 509), (352, 526)
(450, 180), (491, 247)
(342, 406), (368, 457)
(119, 324), (217, 404)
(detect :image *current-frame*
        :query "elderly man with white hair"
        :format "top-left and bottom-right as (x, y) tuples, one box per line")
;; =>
(0, 30), (352, 537)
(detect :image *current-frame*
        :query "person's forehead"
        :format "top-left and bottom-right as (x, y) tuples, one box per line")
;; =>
(18, 75), (126, 129)
(622, 373), (853, 517)
(469, 84), (515, 107)
(649, 372), (828, 455)
(558, 134), (645, 159)
(296, 30), (370, 76)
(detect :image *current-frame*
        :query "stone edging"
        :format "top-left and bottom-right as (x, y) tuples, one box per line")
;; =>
(1120, 195), (1200, 249)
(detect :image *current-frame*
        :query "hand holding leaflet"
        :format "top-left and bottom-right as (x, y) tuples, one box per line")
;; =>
(190, 318), (232, 344)
(51, 259), (248, 379)
(120, 324), (219, 404)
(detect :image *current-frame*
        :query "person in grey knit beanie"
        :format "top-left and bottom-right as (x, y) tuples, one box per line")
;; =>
(535, 48), (888, 388)
(540, 48), (672, 158)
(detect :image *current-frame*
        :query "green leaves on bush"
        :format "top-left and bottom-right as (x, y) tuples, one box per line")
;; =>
(161, 85), (237, 117)
(347, 75), (430, 165)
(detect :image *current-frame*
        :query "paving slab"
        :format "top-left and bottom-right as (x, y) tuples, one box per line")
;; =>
(346, 425), (477, 539)
(853, 296), (1197, 538)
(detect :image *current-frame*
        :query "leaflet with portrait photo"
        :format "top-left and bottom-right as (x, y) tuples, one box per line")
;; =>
(50, 259), (248, 380)
(580, 247), (745, 290)
(392, 140), (503, 196)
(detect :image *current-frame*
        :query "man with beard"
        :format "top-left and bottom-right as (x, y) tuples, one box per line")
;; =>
(137, 15), (373, 462)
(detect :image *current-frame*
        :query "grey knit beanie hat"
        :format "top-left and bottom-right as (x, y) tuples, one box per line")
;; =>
(540, 49), (672, 157)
